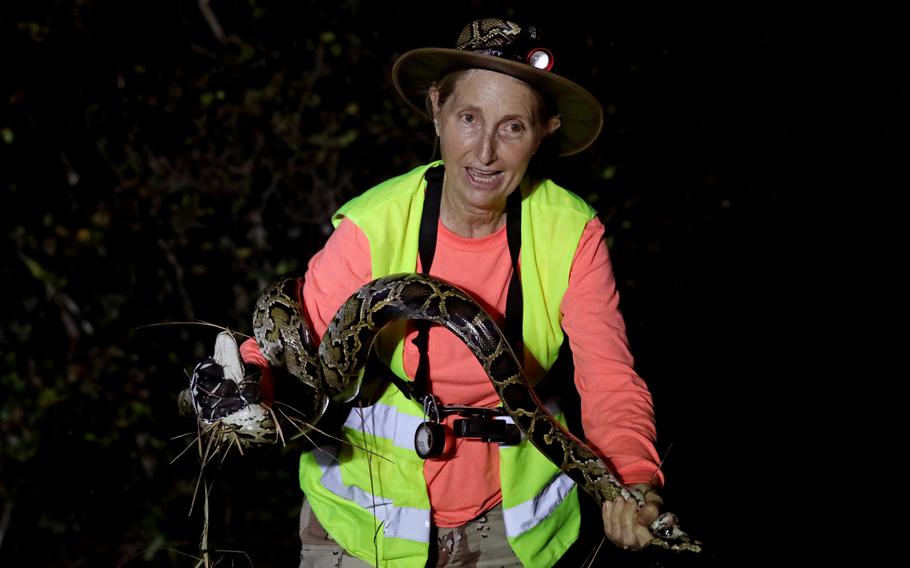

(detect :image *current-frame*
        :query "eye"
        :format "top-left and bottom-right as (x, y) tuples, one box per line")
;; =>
(503, 121), (526, 135)
(460, 113), (477, 124)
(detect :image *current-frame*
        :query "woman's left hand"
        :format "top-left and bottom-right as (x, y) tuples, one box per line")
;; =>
(601, 483), (663, 551)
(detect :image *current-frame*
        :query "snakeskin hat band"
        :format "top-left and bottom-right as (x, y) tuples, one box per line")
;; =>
(392, 18), (604, 157)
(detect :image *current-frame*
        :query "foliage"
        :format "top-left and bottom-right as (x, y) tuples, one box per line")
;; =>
(0, 1), (438, 564)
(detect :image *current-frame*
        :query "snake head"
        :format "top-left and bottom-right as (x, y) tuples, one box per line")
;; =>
(647, 512), (703, 553)
(648, 512), (680, 540)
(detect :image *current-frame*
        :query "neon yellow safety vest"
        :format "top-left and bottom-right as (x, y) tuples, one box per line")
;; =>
(299, 162), (597, 567)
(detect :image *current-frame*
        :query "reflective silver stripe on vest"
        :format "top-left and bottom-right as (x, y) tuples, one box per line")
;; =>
(343, 403), (423, 450)
(502, 471), (576, 538)
(314, 447), (431, 542)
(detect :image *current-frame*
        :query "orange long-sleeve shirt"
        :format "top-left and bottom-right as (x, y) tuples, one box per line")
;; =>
(242, 215), (664, 527)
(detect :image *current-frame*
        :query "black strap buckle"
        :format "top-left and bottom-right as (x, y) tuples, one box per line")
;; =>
(453, 417), (522, 445)
(420, 395), (522, 445)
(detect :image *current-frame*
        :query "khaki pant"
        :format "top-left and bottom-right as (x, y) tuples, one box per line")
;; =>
(299, 498), (522, 568)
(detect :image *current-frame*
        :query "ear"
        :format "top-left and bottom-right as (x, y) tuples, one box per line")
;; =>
(532, 115), (562, 155)
(429, 87), (442, 136)
(429, 86), (442, 116)
(546, 115), (562, 136)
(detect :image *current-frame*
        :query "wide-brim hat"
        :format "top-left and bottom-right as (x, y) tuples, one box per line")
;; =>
(392, 18), (604, 157)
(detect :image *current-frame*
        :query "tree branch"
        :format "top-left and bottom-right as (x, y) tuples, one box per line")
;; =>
(198, 0), (227, 45)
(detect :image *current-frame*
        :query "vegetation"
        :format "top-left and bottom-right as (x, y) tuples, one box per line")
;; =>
(0, 1), (807, 565)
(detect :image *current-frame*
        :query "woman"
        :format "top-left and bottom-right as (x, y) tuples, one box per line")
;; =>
(241, 17), (665, 567)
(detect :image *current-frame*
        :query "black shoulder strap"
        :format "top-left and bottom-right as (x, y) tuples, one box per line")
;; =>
(410, 166), (444, 399)
(504, 187), (524, 359)
(419, 165), (444, 275)
(410, 165), (524, 401)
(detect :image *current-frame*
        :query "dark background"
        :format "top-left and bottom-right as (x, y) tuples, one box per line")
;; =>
(0, 1), (901, 566)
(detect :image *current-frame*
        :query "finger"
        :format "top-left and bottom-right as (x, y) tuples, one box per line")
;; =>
(601, 500), (614, 537)
(602, 499), (622, 542)
(604, 497), (631, 548)
(622, 498), (659, 551)
(608, 496), (635, 549)
(611, 496), (626, 536)
(636, 501), (661, 526)
(633, 523), (655, 549)
(620, 498), (640, 544)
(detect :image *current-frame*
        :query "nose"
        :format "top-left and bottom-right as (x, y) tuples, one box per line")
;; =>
(474, 127), (498, 165)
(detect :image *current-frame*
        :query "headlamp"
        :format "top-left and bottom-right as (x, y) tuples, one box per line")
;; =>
(527, 48), (554, 71)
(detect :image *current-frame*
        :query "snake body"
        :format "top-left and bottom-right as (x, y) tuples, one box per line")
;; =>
(246, 273), (702, 555)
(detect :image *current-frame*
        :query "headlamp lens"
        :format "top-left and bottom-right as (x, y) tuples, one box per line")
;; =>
(527, 48), (554, 71)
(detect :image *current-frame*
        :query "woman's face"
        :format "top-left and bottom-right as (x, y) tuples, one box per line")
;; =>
(430, 69), (560, 213)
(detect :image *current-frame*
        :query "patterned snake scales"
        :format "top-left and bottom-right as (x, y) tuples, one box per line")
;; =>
(189, 273), (703, 556)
